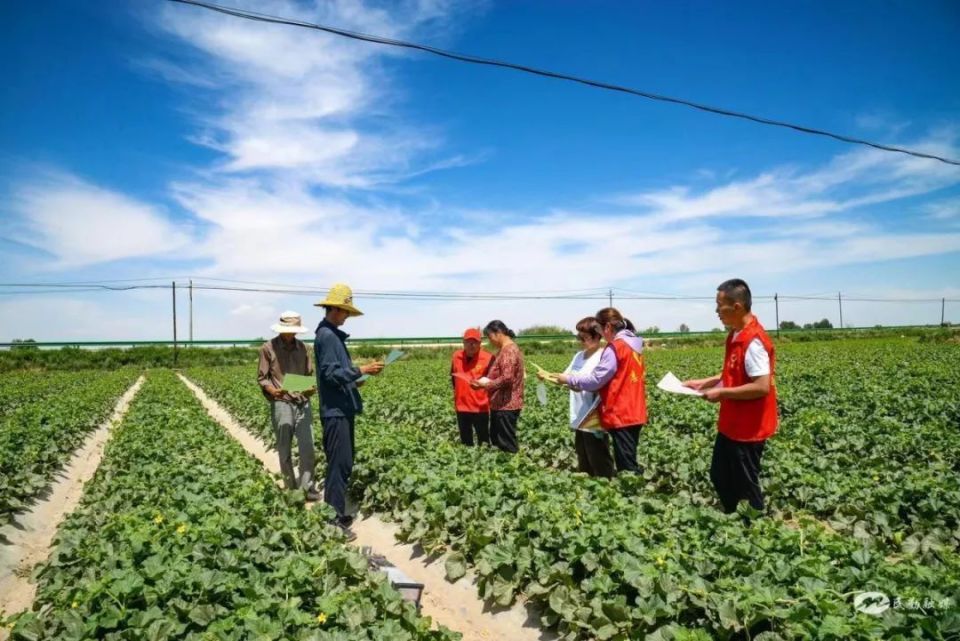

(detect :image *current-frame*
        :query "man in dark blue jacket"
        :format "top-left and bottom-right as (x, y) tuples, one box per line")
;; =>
(313, 283), (383, 538)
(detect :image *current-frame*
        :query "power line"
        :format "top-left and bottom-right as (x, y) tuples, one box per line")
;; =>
(168, 0), (960, 167)
(1, 280), (956, 303)
(194, 276), (611, 297)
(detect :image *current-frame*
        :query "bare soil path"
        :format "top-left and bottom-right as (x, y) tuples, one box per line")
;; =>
(0, 375), (146, 634)
(178, 373), (553, 641)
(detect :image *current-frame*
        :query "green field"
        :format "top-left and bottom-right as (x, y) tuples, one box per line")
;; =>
(2, 337), (958, 639)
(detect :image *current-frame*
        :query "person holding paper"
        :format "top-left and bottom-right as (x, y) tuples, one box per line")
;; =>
(471, 320), (524, 453)
(257, 311), (318, 499)
(557, 308), (647, 474)
(450, 327), (493, 446)
(562, 317), (614, 478)
(683, 278), (778, 514)
(313, 284), (384, 538)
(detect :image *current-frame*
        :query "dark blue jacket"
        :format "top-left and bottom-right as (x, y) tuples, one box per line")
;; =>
(313, 319), (363, 418)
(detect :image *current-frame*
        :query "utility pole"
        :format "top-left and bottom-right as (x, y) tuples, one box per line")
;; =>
(172, 281), (178, 366)
(774, 293), (780, 338)
(838, 292), (844, 329)
(943, 297), (947, 326)
(608, 289), (613, 308)
(189, 279), (194, 344)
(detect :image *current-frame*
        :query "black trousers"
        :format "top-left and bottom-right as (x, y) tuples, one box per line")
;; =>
(456, 411), (490, 446)
(490, 409), (520, 453)
(608, 425), (642, 474)
(574, 430), (615, 478)
(321, 415), (355, 522)
(710, 432), (766, 513)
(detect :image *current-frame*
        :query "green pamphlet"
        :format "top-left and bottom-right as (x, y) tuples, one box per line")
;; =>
(281, 374), (316, 393)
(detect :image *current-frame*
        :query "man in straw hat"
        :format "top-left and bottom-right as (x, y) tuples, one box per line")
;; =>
(313, 284), (384, 537)
(257, 311), (319, 500)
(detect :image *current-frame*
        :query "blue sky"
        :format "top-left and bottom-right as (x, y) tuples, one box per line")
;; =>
(1, 0), (959, 340)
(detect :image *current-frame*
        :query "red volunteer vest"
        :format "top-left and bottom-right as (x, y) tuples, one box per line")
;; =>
(717, 317), (778, 442)
(598, 338), (648, 429)
(451, 349), (492, 413)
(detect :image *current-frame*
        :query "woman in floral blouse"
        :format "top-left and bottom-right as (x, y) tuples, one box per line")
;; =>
(472, 320), (524, 453)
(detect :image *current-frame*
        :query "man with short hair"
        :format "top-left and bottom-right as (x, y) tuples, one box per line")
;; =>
(450, 328), (493, 446)
(684, 278), (779, 514)
(257, 311), (318, 499)
(313, 284), (383, 538)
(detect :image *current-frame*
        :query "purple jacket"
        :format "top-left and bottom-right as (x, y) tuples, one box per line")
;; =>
(567, 330), (643, 392)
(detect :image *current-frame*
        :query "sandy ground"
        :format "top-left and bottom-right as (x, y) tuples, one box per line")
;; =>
(178, 374), (554, 641)
(0, 375), (145, 633)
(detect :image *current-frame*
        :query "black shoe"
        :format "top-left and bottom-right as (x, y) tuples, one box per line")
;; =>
(333, 520), (357, 542)
(305, 489), (322, 502)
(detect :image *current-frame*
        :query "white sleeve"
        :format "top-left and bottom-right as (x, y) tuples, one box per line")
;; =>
(744, 338), (770, 377)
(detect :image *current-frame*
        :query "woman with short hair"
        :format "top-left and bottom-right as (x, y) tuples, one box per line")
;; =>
(563, 317), (615, 478)
(557, 308), (647, 473)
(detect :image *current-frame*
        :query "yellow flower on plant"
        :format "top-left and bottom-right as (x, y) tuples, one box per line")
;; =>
(656, 556), (666, 567)
(176, 524), (188, 535)
(316, 612), (328, 624)
(153, 514), (164, 525)
(71, 601), (79, 609)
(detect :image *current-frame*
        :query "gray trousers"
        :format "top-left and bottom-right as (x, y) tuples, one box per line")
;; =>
(271, 400), (316, 492)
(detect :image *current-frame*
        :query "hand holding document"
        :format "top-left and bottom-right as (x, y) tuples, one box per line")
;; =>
(656, 372), (703, 397)
(530, 361), (561, 384)
(385, 349), (405, 365)
(281, 373), (316, 393)
(357, 350), (406, 384)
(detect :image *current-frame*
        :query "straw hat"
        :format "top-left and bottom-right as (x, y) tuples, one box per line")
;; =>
(313, 283), (364, 316)
(271, 311), (308, 334)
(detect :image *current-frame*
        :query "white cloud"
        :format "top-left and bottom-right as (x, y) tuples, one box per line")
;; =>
(153, 0), (474, 188)
(925, 197), (960, 220)
(611, 134), (960, 224)
(9, 171), (191, 268)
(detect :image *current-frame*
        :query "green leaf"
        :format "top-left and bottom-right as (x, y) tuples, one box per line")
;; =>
(444, 552), (467, 581)
(188, 604), (219, 627)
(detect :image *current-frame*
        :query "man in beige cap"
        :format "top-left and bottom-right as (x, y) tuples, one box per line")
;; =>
(313, 284), (383, 538)
(257, 311), (319, 500)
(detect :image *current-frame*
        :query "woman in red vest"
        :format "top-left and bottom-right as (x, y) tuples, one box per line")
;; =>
(684, 278), (778, 513)
(557, 307), (647, 473)
(450, 327), (493, 446)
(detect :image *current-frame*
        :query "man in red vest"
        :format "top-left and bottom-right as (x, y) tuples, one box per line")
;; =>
(684, 279), (778, 513)
(450, 328), (493, 446)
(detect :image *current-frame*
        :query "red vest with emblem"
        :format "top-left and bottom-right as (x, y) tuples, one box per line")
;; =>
(451, 349), (492, 412)
(717, 317), (778, 442)
(598, 338), (648, 429)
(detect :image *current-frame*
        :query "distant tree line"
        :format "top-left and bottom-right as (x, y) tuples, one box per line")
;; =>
(779, 319), (834, 330)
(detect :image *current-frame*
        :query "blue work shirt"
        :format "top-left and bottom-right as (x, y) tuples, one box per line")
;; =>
(313, 319), (364, 418)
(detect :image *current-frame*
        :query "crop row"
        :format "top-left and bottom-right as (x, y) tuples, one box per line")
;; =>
(0, 370), (118, 418)
(7, 370), (456, 641)
(0, 370), (139, 527)
(185, 366), (959, 640)
(359, 339), (960, 557)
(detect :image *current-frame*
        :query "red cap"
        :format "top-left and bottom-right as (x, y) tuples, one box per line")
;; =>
(463, 328), (483, 342)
